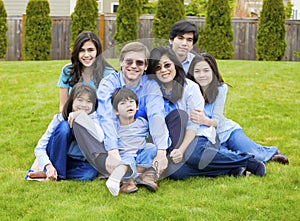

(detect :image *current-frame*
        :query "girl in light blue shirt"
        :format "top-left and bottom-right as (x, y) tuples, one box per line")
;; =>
(187, 53), (288, 164)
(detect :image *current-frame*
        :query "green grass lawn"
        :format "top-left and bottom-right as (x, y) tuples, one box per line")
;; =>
(0, 59), (299, 221)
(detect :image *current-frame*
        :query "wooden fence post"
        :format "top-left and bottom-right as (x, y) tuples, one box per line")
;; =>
(99, 13), (105, 50)
(22, 14), (26, 60)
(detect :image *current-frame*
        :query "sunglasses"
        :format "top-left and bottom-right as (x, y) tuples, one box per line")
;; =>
(155, 63), (172, 72)
(124, 59), (145, 67)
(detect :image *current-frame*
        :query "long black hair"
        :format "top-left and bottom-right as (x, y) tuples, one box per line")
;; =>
(66, 31), (114, 88)
(62, 83), (98, 120)
(187, 53), (225, 104)
(146, 46), (186, 104)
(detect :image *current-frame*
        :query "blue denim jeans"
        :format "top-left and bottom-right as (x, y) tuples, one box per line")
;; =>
(46, 121), (98, 180)
(121, 143), (158, 179)
(221, 129), (278, 163)
(164, 136), (251, 180)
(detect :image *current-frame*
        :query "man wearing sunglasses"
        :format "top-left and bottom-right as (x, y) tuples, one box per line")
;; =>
(75, 42), (170, 193)
(169, 20), (199, 74)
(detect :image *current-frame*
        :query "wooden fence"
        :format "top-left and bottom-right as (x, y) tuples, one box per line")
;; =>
(5, 15), (300, 61)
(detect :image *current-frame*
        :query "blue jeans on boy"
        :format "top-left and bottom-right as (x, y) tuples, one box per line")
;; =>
(120, 143), (157, 179)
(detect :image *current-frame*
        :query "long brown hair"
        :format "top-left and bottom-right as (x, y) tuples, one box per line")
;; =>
(187, 53), (225, 104)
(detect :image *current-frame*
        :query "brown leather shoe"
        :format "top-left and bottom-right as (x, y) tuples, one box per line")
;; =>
(120, 179), (138, 194)
(136, 168), (158, 192)
(271, 153), (289, 164)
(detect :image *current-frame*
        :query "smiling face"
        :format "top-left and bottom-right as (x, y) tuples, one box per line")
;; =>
(78, 40), (97, 67)
(115, 97), (138, 125)
(193, 61), (213, 90)
(169, 32), (194, 62)
(155, 54), (176, 91)
(120, 51), (147, 87)
(72, 92), (93, 114)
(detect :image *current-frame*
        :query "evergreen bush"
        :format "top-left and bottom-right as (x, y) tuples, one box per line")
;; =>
(71, 0), (98, 48)
(142, 1), (157, 14)
(24, 0), (52, 60)
(185, 0), (207, 17)
(114, 0), (139, 49)
(198, 0), (234, 59)
(0, 0), (8, 59)
(153, 0), (185, 46)
(256, 0), (286, 61)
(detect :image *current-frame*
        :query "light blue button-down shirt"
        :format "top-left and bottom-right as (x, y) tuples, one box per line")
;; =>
(204, 84), (241, 143)
(97, 71), (170, 151)
(182, 52), (195, 75)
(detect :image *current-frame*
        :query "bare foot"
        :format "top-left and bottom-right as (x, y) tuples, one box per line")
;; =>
(28, 171), (47, 179)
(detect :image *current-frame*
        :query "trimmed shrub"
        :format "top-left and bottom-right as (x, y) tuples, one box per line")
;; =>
(153, 0), (185, 46)
(142, 1), (157, 14)
(114, 0), (139, 47)
(0, 0), (8, 59)
(71, 0), (98, 48)
(185, 0), (207, 17)
(256, 0), (286, 61)
(24, 0), (52, 60)
(285, 0), (293, 19)
(198, 0), (234, 59)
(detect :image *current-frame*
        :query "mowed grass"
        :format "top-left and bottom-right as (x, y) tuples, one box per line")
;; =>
(0, 59), (299, 221)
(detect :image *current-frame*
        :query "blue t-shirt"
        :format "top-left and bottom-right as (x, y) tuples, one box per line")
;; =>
(57, 63), (115, 93)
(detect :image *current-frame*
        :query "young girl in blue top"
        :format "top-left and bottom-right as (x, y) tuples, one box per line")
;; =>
(57, 31), (115, 111)
(27, 83), (104, 181)
(187, 53), (288, 164)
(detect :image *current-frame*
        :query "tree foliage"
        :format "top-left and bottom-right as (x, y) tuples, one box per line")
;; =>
(114, 0), (139, 46)
(198, 0), (234, 59)
(285, 0), (293, 19)
(185, 0), (207, 17)
(71, 0), (98, 47)
(142, 1), (157, 14)
(256, 0), (286, 61)
(0, 0), (8, 59)
(153, 0), (185, 45)
(24, 0), (52, 60)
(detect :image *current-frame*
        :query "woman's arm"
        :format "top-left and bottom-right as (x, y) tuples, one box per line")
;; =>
(190, 84), (227, 127)
(59, 88), (69, 112)
(190, 108), (217, 127)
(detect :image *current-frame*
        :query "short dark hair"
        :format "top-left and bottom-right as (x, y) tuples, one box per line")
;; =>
(111, 88), (138, 111)
(169, 20), (198, 45)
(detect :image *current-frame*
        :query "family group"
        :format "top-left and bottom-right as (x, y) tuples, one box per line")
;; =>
(26, 20), (289, 196)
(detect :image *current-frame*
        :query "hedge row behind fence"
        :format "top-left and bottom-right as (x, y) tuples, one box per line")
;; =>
(5, 15), (300, 61)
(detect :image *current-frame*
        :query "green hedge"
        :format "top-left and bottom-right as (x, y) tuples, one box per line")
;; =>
(153, 0), (185, 46)
(198, 0), (234, 59)
(0, 0), (8, 59)
(114, 0), (139, 45)
(24, 0), (52, 60)
(71, 0), (98, 48)
(256, 0), (287, 61)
